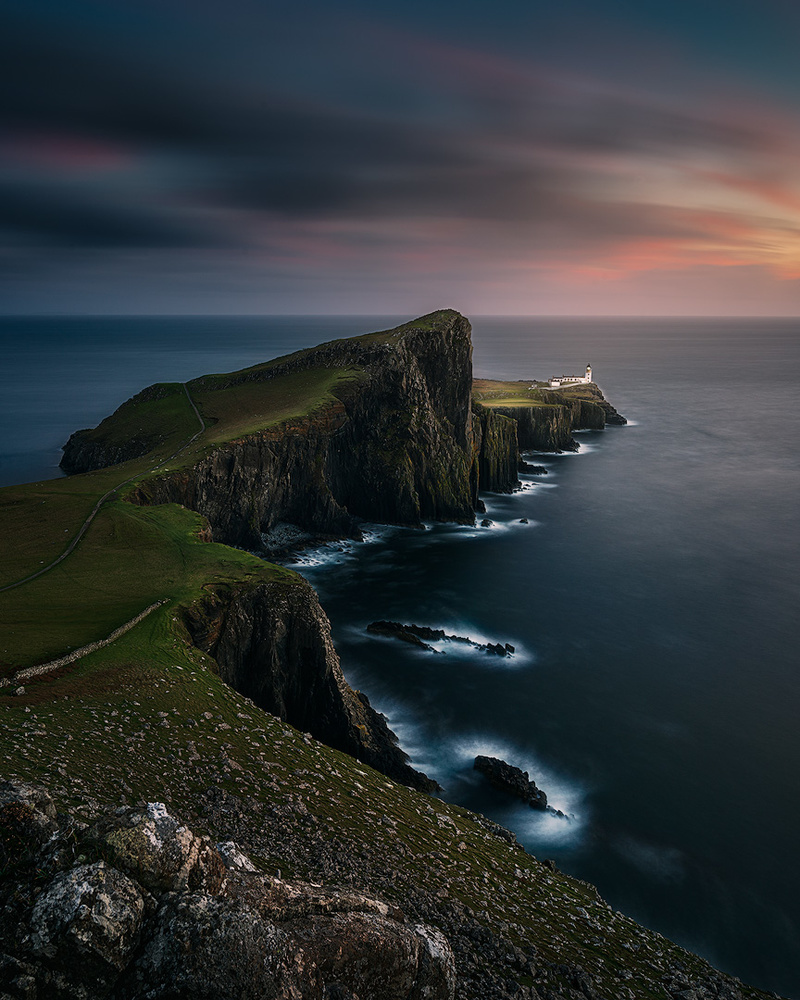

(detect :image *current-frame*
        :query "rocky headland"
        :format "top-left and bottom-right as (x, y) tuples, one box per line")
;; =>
(56, 311), (625, 793)
(2, 311), (776, 999)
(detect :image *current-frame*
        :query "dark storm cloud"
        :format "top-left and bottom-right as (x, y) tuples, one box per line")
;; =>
(4, 0), (800, 312)
(2, 0), (781, 244)
(0, 181), (217, 249)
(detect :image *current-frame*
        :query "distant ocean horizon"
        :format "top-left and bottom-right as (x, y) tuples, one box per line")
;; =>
(2, 314), (799, 997)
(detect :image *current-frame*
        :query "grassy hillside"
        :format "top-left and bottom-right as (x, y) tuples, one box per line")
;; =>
(0, 640), (774, 999)
(472, 378), (555, 408)
(472, 377), (600, 409)
(0, 324), (774, 1000)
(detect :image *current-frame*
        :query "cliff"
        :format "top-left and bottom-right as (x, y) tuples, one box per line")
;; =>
(182, 576), (437, 792)
(65, 311), (481, 549)
(472, 405), (520, 492)
(472, 379), (626, 454)
(48, 313), (626, 796)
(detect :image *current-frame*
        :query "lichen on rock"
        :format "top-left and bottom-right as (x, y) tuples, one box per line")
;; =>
(0, 782), (458, 1000)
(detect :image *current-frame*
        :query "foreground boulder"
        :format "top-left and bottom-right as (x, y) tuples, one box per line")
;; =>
(0, 781), (456, 1000)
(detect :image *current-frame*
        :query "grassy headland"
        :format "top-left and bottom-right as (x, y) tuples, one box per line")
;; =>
(0, 316), (772, 1000)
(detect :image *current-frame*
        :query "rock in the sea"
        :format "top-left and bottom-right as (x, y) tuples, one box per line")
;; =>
(367, 621), (437, 650)
(473, 756), (547, 810)
(367, 622), (515, 658)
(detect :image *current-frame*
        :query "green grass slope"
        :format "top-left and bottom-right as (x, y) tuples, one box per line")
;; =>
(0, 651), (775, 999)
(0, 322), (775, 1000)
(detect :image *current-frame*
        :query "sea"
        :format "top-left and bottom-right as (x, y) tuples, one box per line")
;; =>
(2, 315), (799, 997)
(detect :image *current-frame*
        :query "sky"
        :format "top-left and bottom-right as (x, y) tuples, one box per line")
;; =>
(4, 0), (800, 315)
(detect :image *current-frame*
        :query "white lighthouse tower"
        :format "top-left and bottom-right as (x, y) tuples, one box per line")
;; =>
(548, 363), (594, 388)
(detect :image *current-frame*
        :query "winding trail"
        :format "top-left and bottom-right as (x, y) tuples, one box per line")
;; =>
(0, 383), (206, 594)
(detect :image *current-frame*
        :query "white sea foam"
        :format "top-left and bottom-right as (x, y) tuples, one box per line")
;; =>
(361, 618), (533, 669)
(287, 522), (401, 570)
(449, 734), (587, 847)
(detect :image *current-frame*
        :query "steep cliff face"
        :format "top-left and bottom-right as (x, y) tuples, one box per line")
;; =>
(471, 407), (520, 493)
(182, 576), (437, 792)
(490, 404), (578, 453)
(128, 312), (477, 549)
(489, 386), (624, 454)
(135, 410), (360, 551)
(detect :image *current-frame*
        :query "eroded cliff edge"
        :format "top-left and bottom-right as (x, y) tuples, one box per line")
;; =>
(182, 575), (434, 791)
(58, 311), (625, 790)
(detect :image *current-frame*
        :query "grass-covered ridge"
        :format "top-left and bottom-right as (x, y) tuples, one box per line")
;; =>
(0, 314), (771, 999)
(1, 311), (463, 678)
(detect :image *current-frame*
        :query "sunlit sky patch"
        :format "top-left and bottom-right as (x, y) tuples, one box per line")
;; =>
(4, 0), (800, 314)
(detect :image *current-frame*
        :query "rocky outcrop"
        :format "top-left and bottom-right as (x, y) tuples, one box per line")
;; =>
(367, 621), (515, 656)
(490, 385), (626, 454)
(121, 312), (479, 549)
(474, 756), (548, 810)
(183, 578), (438, 792)
(0, 782), (456, 1000)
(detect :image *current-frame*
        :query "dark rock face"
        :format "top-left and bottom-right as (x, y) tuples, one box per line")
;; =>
(184, 581), (439, 792)
(491, 384), (626, 454)
(0, 783), (456, 1000)
(120, 312), (481, 549)
(493, 403), (579, 453)
(472, 405), (520, 493)
(474, 756), (548, 810)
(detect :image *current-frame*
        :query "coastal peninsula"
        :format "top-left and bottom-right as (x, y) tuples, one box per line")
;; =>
(0, 311), (775, 1000)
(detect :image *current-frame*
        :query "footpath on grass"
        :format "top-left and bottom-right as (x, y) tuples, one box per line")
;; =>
(0, 384), (205, 595)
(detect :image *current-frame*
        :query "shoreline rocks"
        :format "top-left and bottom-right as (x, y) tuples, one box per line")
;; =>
(367, 621), (515, 657)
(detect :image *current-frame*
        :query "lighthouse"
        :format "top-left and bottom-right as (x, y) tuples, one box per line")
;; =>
(548, 364), (594, 388)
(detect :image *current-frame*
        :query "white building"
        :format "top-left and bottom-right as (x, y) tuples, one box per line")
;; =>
(548, 364), (592, 388)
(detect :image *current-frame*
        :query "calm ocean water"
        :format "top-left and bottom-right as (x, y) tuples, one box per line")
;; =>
(2, 315), (799, 996)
